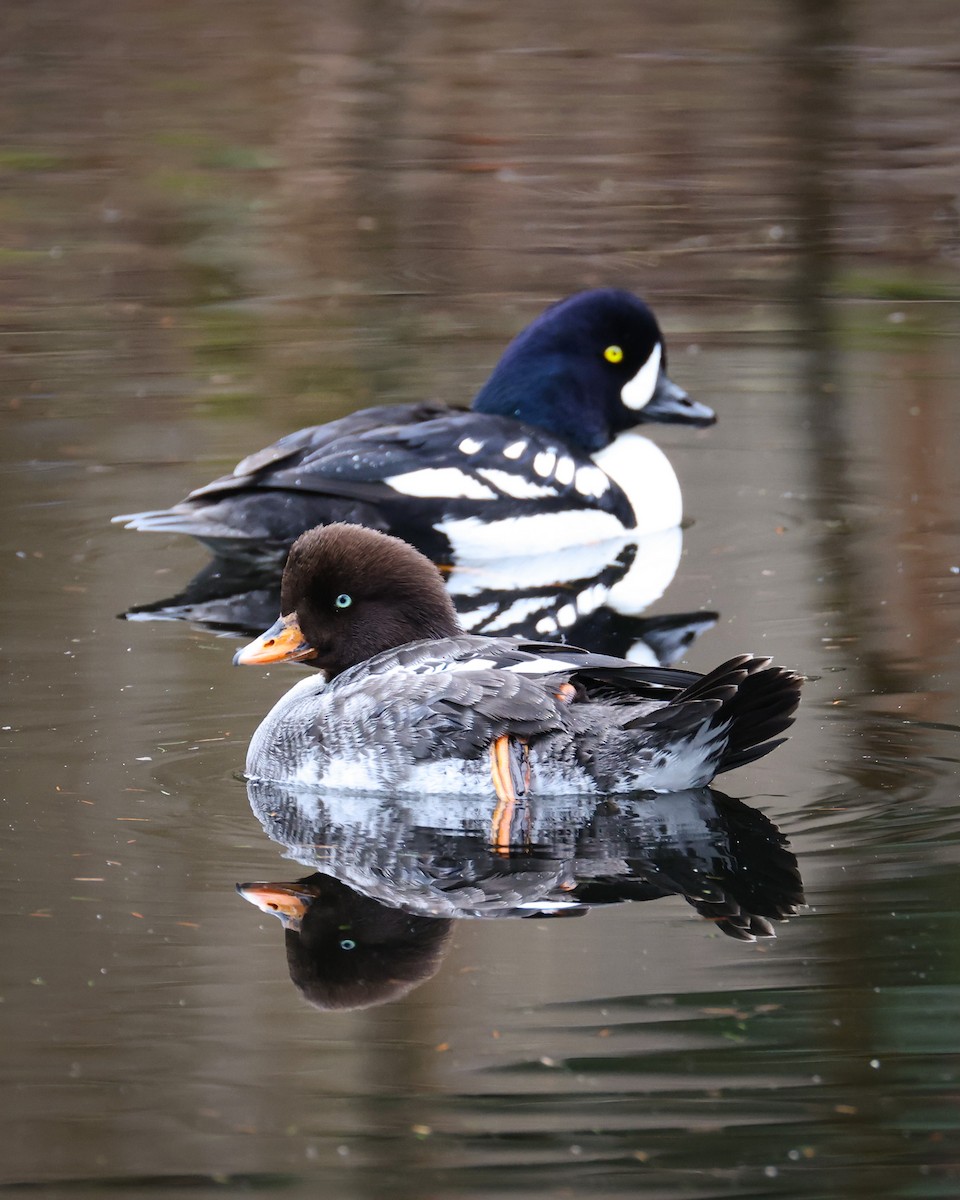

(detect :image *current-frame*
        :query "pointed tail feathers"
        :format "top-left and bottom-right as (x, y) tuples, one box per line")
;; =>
(679, 654), (803, 775)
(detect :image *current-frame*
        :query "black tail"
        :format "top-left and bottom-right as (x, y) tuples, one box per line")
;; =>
(675, 654), (803, 774)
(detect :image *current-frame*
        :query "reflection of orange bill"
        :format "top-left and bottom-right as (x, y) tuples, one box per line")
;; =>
(489, 734), (531, 852)
(233, 613), (317, 665)
(236, 881), (311, 929)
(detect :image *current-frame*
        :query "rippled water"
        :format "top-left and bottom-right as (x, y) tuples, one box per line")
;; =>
(3, 0), (960, 1196)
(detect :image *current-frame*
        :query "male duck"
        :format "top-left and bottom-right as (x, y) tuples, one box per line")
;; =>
(115, 289), (714, 564)
(234, 525), (801, 802)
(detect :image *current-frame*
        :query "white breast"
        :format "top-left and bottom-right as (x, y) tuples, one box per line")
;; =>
(591, 432), (682, 534)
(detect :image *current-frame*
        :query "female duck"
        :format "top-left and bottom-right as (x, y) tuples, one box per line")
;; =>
(235, 525), (801, 800)
(116, 289), (714, 563)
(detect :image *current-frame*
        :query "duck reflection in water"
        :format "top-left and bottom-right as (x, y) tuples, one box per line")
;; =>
(124, 527), (717, 667)
(237, 783), (804, 1010)
(238, 875), (454, 1011)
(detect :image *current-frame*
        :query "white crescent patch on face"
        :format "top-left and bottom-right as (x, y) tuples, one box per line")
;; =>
(620, 342), (662, 411)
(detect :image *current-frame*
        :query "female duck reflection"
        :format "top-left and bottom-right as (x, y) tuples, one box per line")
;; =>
(238, 784), (804, 1011)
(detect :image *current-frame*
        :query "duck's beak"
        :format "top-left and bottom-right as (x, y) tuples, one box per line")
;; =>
(233, 613), (317, 666)
(237, 881), (314, 930)
(642, 372), (716, 427)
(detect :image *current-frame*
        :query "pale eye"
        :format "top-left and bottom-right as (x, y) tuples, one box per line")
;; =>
(335, 593), (352, 609)
(339, 938), (356, 950)
(604, 344), (624, 364)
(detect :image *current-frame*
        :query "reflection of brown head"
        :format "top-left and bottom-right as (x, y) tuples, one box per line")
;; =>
(238, 874), (453, 1011)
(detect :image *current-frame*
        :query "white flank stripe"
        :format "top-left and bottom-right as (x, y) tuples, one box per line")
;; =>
(386, 467), (497, 500)
(620, 342), (662, 411)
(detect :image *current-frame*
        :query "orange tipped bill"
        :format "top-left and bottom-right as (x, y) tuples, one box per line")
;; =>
(233, 612), (316, 666)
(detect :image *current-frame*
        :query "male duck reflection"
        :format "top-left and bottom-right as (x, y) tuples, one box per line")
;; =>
(115, 289), (714, 564)
(125, 524), (718, 665)
(235, 524), (802, 796)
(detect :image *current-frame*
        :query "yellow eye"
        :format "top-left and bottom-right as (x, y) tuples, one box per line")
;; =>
(604, 345), (624, 364)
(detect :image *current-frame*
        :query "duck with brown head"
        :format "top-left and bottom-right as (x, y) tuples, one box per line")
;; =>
(248, 522), (462, 679)
(235, 524), (801, 800)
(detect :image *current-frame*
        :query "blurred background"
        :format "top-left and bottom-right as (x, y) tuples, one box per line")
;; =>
(2, 0), (960, 1196)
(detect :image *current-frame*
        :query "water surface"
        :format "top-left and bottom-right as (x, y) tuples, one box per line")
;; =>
(3, 1), (960, 1196)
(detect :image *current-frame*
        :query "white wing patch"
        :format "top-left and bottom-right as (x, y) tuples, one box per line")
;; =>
(554, 455), (576, 485)
(533, 450), (557, 478)
(621, 342), (662, 411)
(441, 657), (499, 672)
(502, 440), (527, 459)
(385, 467), (497, 500)
(505, 655), (587, 676)
(458, 436), (484, 455)
(574, 465), (608, 498)
(476, 468), (557, 499)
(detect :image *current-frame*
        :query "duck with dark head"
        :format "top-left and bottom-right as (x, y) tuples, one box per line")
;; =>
(115, 288), (715, 566)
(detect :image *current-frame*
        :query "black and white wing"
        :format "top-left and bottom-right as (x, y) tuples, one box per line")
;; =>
(116, 409), (636, 561)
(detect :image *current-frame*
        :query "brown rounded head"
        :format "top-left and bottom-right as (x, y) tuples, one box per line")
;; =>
(234, 523), (460, 677)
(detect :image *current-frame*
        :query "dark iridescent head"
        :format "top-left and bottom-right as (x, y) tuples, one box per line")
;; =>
(234, 523), (460, 677)
(471, 288), (714, 452)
